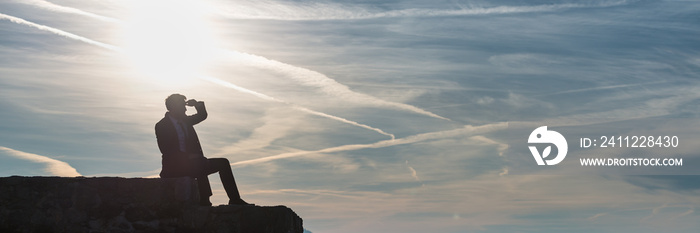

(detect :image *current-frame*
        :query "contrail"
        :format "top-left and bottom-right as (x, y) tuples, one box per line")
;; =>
(2, 12), (396, 139)
(223, 50), (450, 120)
(543, 81), (669, 96)
(231, 122), (509, 167)
(0, 146), (81, 177)
(0, 12), (395, 139)
(9, 0), (450, 121)
(0, 13), (122, 52)
(213, 0), (628, 21)
(200, 76), (395, 139)
(14, 0), (122, 23)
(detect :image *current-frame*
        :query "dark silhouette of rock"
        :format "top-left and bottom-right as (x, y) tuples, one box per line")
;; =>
(0, 176), (303, 233)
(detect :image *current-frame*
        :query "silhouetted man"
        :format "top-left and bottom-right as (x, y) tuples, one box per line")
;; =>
(156, 93), (251, 206)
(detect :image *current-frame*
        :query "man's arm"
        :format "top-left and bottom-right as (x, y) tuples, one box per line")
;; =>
(186, 100), (207, 125)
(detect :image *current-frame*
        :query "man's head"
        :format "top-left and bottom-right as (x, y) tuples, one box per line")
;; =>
(165, 94), (187, 118)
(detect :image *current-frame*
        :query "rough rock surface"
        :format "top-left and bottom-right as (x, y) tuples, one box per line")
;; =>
(0, 176), (302, 233)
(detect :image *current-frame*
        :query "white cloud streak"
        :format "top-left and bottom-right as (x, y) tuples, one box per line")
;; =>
(8, 0), (449, 121)
(213, 107), (301, 156)
(13, 0), (122, 23)
(0, 12), (395, 139)
(588, 212), (608, 221)
(200, 76), (395, 139)
(248, 188), (361, 200)
(498, 167), (509, 177)
(0, 146), (81, 177)
(0, 12), (123, 52)
(406, 160), (420, 182)
(544, 81), (670, 96)
(223, 50), (450, 120)
(212, 0), (629, 21)
(231, 122), (509, 167)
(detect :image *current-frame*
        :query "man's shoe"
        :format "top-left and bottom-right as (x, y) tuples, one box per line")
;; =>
(229, 199), (254, 206)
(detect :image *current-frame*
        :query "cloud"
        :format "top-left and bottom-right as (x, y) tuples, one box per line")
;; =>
(87, 168), (161, 178)
(0, 146), (81, 177)
(0, 12), (122, 52)
(0, 13), (395, 139)
(677, 209), (694, 218)
(405, 161), (420, 182)
(469, 135), (509, 156)
(247, 166), (699, 232)
(545, 80), (671, 96)
(588, 212), (608, 221)
(12, 0), (121, 23)
(212, 0), (629, 20)
(248, 188), (361, 200)
(231, 122), (509, 167)
(211, 107), (305, 158)
(624, 176), (700, 192)
(498, 168), (509, 176)
(6, 2), (698, 232)
(7, 0), (450, 121)
(540, 86), (700, 127)
(200, 76), (395, 139)
(222, 50), (450, 120)
(217, 108), (297, 152)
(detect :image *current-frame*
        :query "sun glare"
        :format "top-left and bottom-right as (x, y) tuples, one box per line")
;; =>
(122, 0), (218, 88)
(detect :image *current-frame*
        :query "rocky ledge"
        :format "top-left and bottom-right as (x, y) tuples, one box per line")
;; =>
(0, 176), (303, 233)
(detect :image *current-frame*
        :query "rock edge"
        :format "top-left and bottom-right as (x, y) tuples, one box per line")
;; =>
(0, 176), (303, 233)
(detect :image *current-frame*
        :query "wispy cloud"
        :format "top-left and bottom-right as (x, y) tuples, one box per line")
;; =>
(677, 208), (694, 218)
(469, 135), (509, 157)
(12, 0), (121, 23)
(4, 1), (700, 232)
(200, 75), (395, 139)
(223, 50), (450, 120)
(405, 160), (420, 182)
(544, 80), (670, 96)
(212, 0), (629, 20)
(7, 0), (450, 121)
(536, 85), (700, 127)
(0, 13), (395, 139)
(588, 213), (609, 221)
(87, 168), (160, 178)
(248, 188), (362, 200)
(212, 107), (302, 156)
(0, 146), (81, 177)
(231, 122), (509, 167)
(0, 12), (122, 52)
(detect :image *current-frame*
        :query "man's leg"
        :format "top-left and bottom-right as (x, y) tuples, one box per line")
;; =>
(196, 175), (213, 206)
(206, 158), (250, 205)
(190, 157), (213, 206)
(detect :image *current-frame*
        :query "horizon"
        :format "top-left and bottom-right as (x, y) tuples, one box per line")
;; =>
(1, 0), (700, 232)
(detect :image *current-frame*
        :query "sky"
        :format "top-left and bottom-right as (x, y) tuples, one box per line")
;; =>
(1, 0), (700, 232)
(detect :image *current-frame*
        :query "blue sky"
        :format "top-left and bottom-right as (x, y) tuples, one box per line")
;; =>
(1, 0), (700, 232)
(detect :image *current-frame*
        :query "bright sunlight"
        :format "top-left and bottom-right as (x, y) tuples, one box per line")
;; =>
(122, 0), (218, 88)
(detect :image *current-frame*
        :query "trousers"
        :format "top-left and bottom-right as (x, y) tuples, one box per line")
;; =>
(196, 158), (242, 201)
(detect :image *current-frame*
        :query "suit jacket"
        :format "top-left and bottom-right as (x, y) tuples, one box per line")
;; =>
(156, 104), (208, 178)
